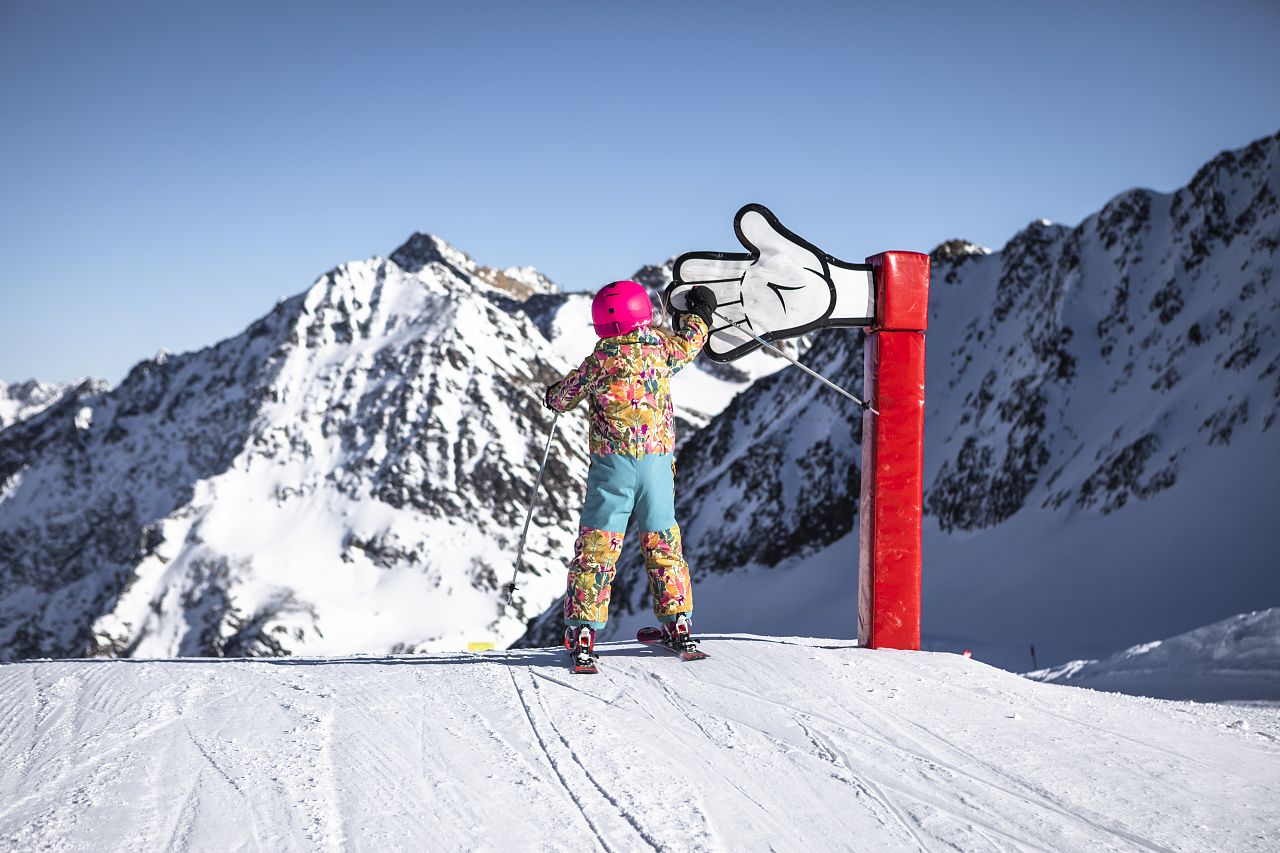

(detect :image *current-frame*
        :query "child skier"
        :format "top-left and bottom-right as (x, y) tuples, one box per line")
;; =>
(545, 279), (717, 669)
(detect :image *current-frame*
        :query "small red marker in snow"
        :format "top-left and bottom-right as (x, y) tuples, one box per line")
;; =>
(962, 649), (972, 658)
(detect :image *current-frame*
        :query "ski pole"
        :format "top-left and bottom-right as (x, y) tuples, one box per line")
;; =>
(504, 411), (559, 606)
(710, 309), (878, 414)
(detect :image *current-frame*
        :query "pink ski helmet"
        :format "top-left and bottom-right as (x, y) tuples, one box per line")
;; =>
(591, 280), (652, 338)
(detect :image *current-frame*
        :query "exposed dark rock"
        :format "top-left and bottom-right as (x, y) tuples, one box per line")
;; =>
(1200, 399), (1250, 447)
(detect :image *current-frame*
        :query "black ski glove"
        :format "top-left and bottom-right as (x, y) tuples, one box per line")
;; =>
(685, 286), (717, 327)
(544, 385), (557, 411)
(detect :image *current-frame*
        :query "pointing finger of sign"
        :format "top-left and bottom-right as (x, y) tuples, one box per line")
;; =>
(667, 278), (746, 313)
(672, 256), (751, 287)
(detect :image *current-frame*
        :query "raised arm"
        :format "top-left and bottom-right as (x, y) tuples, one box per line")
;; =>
(663, 314), (709, 374)
(663, 285), (715, 374)
(545, 352), (601, 412)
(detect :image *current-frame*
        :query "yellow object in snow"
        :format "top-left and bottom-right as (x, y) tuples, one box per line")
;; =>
(467, 642), (495, 653)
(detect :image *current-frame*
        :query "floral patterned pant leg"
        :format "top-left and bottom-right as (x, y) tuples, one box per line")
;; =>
(563, 526), (625, 627)
(640, 524), (692, 622)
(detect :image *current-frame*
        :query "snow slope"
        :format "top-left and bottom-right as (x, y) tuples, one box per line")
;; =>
(2, 638), (1277, 851)
(1026, 608), (1280, 702)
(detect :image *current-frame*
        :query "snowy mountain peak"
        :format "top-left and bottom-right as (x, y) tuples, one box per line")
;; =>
(929, 239), (991, 267)
(388, 232), (471, 274)
(492, 265), (557, 296)
(1001, 216), (1069, 255)
(388, 232), (557, 299)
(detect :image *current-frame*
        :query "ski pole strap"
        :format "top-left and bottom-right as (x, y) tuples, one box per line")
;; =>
(505, 411), (560, 605)
(711, 309), (877, 414)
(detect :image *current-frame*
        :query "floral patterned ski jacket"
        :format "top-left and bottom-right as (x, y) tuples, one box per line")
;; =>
(547, 316), (710, 457)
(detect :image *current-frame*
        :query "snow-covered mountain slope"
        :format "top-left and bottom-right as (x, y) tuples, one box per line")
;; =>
(0, 236), (772, 663)
(0, 234), (600, 661)
(1026, 608), (1280, 701)
(526, 131), (1280, 670)
(921, 130), (1280, 669)
(3, 639), (1276, 851)
(0, 379), (94, 430)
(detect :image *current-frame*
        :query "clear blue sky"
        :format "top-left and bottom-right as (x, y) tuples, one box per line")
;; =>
(2, 0), (1278, 384)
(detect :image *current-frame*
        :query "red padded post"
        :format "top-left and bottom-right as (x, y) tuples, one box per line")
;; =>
(858, 251), (929, 650)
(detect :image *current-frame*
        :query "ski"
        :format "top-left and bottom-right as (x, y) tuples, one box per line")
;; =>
(572, 655), (599, 675)
(636, 626), (709, 662)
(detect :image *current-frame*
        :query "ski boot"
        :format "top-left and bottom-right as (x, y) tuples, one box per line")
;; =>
(662, 614), (697, 654)
(565, 625), (597, 674)
(637, 614), (708, 660)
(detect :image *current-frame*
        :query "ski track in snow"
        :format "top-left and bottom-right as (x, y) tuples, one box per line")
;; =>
(1, 638), (1278, 852)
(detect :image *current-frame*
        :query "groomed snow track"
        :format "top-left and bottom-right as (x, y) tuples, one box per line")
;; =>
(2, 637), (1277, 851)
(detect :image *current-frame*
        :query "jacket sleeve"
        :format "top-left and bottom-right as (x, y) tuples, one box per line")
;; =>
(547, 353), (600, 412)
(663, 314), (709, 375)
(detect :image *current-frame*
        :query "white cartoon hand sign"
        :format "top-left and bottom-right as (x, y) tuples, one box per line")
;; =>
(665, 204), (874, 362)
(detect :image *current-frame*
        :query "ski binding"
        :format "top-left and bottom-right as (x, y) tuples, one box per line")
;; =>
(566, 625), (599, 674)
(636, 626), (709, 661)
